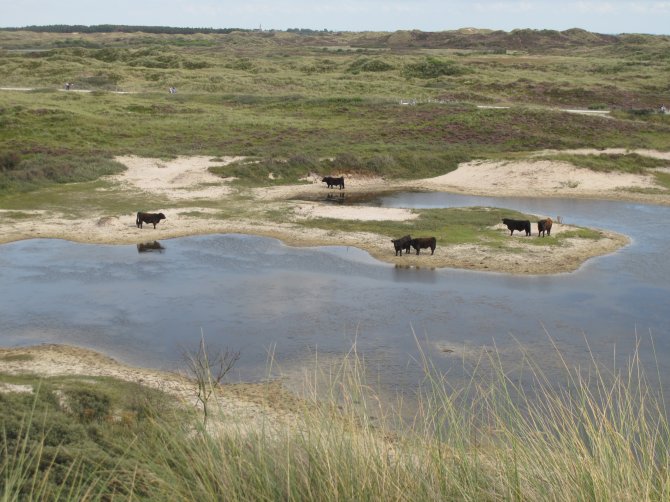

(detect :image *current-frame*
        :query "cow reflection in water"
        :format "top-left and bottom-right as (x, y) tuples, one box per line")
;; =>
(137, 241), (165, 253)
(326, 192), (346, 204)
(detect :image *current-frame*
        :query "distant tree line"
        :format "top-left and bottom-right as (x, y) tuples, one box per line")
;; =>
(0, 25), (248, 34)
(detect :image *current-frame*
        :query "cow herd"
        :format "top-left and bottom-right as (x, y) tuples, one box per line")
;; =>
(392, 235), (437, 256)
(502, 217), (553, 237)
(134, 177), (555, 261)
(392, 217), (554, 258)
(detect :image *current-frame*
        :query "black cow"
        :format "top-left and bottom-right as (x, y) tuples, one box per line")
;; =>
(502, 218), (531, 236)
(391, 235), (412, 256)
(322, 176), (345, 190)
(136, 211), (166, 229)
(410, 237), (436, 255)
(538, 217), (553, 237)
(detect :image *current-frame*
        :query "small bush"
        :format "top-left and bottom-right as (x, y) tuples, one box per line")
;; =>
(348, 58), (394, 73)
(64, 387), (112, 422)
(0, 151), (21, 171)
(402, 57), (466, 79)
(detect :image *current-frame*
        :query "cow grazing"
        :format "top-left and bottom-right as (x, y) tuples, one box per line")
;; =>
(322, 176), (345, 190)
(538, 217), (553, 237)
(136, 212), (166, 229)
(391, 235), (412, 256)
(410, 237), (437, 255)
(502, 218), (531, 236)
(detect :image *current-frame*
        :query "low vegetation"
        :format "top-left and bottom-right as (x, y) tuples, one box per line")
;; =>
(1, 27), (669, 196)
(2, 344), (668, 500)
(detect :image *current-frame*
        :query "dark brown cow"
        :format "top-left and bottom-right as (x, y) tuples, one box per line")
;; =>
(502, 218), (531, 236)
(136, 212), (166, 229)
(322, 176), (345, 189)
(410, 237), (436, 255)
(538, 217), (553, 237)
(391, 235), (412, 256)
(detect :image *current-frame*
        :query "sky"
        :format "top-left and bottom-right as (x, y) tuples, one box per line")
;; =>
(1, 1), (669, 35)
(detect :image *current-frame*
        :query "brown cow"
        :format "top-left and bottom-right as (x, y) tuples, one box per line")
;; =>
(538, 217), (553, 237)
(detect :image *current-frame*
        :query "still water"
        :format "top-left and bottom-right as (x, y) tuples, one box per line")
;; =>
(1, 193), (669, 396)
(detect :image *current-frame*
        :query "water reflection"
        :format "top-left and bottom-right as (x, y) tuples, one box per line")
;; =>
(137, 241), (166, 253)
(325, 192), (346, 204)
(393, 264), (438, 283)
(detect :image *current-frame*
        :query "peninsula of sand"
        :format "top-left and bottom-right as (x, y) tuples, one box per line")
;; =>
(1, 148), (669, 275)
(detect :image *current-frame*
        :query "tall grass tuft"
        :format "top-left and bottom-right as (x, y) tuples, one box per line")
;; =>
(117, 336), (670, 500)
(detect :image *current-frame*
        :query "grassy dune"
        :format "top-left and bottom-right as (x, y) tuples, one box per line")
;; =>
(2, 343), (668, 500)
(1, 28), (670, 194)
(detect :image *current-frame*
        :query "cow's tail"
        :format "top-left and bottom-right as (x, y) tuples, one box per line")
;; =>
(136, 211), (141, 227)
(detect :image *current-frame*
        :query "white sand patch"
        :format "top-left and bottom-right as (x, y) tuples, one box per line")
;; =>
(294, 203), (417, 221)
(416, 159), (659, 196)
(112, 155), (244, 200)
(533, 148), (670, 161)
(0, 382), (33, 394)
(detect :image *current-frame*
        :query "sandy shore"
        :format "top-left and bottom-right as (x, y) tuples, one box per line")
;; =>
(2, 149), (668, 274)
(0, 343), (307, 434)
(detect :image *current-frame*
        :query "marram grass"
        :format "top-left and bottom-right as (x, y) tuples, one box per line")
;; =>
(2, 337), (669, 501)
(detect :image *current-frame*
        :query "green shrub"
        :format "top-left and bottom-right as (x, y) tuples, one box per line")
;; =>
(348, 58), (394, 73)
(0, 151), (21, 171)
(63, 387), (112, 422)
(402, 57), (466, 78)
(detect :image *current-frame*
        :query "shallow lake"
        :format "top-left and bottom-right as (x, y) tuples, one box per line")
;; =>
(1, 193), (669, 399)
